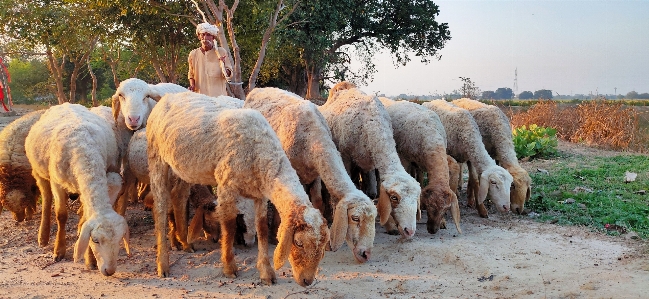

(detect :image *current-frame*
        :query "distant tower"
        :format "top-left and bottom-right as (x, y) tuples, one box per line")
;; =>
(513, 68), (519, 97)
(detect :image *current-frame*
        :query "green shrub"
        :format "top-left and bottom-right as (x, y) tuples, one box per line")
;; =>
(512, 124), (558, 159)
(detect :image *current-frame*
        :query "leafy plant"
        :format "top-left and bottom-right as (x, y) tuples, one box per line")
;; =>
(512, 124), (558, 159)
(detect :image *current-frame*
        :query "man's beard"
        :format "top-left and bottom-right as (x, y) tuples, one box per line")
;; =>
(201, 39), (214, 49)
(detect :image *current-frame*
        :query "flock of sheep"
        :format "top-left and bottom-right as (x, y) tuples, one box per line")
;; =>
(0, 79), (531, 287)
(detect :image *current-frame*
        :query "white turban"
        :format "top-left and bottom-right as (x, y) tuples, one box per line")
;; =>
(196, 22), (219, 36)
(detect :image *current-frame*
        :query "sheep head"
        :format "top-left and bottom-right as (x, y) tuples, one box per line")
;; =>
(74, 212), (130, 276)
(0, 164), (39, 222)
(479, 165), (514, 213)
(508, 166), (531, 215)
(329, 189), (377, 263)
(376, 173), (420, 239)
(112, 78), (158, 131)
(274, 206), (329, 287)
(421, 185), (461, 234)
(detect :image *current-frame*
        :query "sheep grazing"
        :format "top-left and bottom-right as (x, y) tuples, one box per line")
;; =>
(111, 78), (187, 131)
(378, 98), (461, 234)
(0, 110), (45, 222)
(452, 98), (532, 214)
(423, 100), (513, 218)
(320, 82), (420, 239)
(147, 91), (329, 286)
(245, 87), (377, 263)
(25, 103), (130, 276)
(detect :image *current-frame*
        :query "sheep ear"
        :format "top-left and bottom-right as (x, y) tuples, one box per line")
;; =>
(188, 206), (206, 244)
(123, 222), (131, 257)
(450, 193), (462, 234)
(74, 220), (93, 263)
(478, 173), (490, 206)
(111, 94), (121, 121)
(377, 184), (392, 225)
(147, 87), (164, 101)
(273, 215), (294, 270)
(329, 199), (349, 252)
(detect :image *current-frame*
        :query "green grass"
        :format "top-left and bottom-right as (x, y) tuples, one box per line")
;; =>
(526, 154), (649, 238)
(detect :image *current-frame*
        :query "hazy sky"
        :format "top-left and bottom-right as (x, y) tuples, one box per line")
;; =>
(354, 0), (649, 97)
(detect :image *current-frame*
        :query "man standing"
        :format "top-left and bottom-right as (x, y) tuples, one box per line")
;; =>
(188, 22), (233, 97)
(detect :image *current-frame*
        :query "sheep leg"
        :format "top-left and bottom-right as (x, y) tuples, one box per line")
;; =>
(149, 157), (171, 277)
(254, 199), (276, 285)
(170, 179), (193, 253)
(217, 191), (239, 278)
(466, 161), (479, 208)
(383, 215), (400, 235)
(52, 184), (68, 261)
(36, 176), (52, 247)
(167, 211), (180, 250)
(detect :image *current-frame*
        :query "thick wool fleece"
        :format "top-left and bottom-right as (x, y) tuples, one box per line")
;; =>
(0, 109), (46, 221)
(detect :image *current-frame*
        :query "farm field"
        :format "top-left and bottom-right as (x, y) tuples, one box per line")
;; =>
(1, 105), (648, 298)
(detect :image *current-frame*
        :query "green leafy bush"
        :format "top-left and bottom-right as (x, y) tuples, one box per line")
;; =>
(513, 124), (558, 159)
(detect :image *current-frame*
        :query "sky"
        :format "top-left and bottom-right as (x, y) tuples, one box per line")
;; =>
(353, 0), (649, 97)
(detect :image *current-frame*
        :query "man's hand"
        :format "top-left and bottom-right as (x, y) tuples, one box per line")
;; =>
(189, 85), (195, 92)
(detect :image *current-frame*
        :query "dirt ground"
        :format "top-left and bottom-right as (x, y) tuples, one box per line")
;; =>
(1, 106), (648, 299)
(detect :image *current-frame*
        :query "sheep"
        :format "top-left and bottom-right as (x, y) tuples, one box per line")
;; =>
(146, 91), (329, 286)
(423, 100), (513, 217)
(126, 128), (256, 248)
(111, 78), (187, 131)
(378, 98), (461, 234)
(25, 103), (130, 276)
(320, 82), (421, 239)
(245, 87), (377, 263)
(0, 109), (45, 222)
(452, 98), (532, 214)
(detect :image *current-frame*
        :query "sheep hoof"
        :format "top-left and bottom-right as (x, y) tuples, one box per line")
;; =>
(157, 267), (170, 278)
(386, 229), (400, 236)
(260, 275), (277, 285)
(182, 244), (195, 253)
(53, 254), (65, 262)
(85, 262), (98, 270)
(223, 264), (238, 278)
(477, 204), (489, 218)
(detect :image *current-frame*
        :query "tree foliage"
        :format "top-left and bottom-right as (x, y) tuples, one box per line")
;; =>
(534, 89), (553, 100)
(519, 90), (534, 99)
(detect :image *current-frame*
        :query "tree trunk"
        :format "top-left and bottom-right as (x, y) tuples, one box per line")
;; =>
(87, 58), (98, 107)
(46, 46), (67, 104)
(305, 64), (321, 100)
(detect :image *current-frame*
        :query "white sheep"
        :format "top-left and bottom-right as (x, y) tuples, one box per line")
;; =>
(0, 109), (45, 222)
(111, 78), (187, 130)
(126, 128), (256, 248)
(245, 87), (377, 263)
(423, 100), (513, 217)
(452, 98), (532, 214)
(25, 103), (130, 276)
(378, 98), (461, 234)
(146, 91), (329, 286)
(320, 82), (421, 239)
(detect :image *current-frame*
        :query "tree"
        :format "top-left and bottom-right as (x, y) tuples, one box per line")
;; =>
(494, 87), (513, 100)
(6, 58), (51, 103)
(459, 77), (480, 99)
(282, 0), (451, 99)
(626, 91), (639, 99)
(534, 89), (553, 99)
(518, 91), (533, 99)
(481, 91), (495, 100)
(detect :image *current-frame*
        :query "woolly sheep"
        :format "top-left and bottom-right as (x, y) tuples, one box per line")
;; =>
(423, 100), (513, 217)
(126, 128), (256, 248)
(452, 98), (532, 214)
(320, 82), (421, 239)
(111, 78), (187, 131)
(245, 87), (377, 263)
(146, 91), (329, 286)
(378, 98), (461, 234)
(25, 103), (130, 276)
(0, 109), (45, 222)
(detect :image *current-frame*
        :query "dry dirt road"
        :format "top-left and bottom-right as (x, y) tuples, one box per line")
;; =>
(1, 107), (648, 299)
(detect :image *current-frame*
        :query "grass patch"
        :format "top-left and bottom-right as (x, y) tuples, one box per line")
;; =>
(527, 154), (649, 238)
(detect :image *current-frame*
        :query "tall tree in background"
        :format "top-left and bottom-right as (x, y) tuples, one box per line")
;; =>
(494, 87), (513, 100)
(459, 76), (480, 99)
(281, 0), (451, 99)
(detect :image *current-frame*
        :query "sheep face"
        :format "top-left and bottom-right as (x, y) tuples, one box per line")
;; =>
(0, 165), (39, 222)
(509, 167), (532, 215)
(421, 186), (461, 234)
(112, 78), (155, 131)
(480, 167), (514, 213)
(329, 190), (377, 263)
(377, 174), (420, 239)
(274, 206), (329, 287)
(74, 213), (130, 276)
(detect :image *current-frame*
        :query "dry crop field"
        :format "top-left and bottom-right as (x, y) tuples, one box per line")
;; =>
(1, 105), (648, 299)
